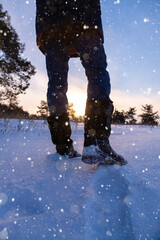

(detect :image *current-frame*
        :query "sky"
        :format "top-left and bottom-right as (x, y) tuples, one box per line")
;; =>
(1, 0), (160, 116)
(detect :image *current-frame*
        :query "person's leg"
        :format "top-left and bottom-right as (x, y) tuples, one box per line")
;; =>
(45, 40), (70, 115)
(74, 34), (127, 164)
(74, 33), (112, 144)
(45, 40), (80, 157)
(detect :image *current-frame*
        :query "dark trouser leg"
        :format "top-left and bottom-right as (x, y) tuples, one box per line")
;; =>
(45, 41), (80, 157)
(45, 41), (70, 115)
(45, 41), (71, 154)
(74, 34), (113, 146)
(74, 34), (111, 101)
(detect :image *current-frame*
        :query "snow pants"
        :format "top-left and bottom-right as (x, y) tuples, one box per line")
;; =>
(45, 32), (111, 115)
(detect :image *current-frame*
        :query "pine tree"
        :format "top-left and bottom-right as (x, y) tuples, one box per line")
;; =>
(0, 4), (36, 105)
(125, 107), (137, 125)
(112, 109), (127, 124)
(37, 100), (49, 119)
(139, 104), (159, 126)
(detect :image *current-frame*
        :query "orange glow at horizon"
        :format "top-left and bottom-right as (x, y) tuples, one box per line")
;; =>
(67, 88), (87, 116)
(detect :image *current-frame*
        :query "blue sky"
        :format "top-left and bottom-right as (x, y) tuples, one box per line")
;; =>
(1, 0), (160, 116)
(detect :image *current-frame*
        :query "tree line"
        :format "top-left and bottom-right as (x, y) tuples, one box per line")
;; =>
(0, 100), (159, 126)
(112, 105), (159, 126)
(35, 100), (159, 126)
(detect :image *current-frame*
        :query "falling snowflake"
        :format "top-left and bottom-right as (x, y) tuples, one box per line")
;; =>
(143, 18), (149, 23)
(114, 0), (120, 4)
(106, 230), (112, 236)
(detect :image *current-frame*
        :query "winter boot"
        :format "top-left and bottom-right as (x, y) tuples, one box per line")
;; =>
(47, 112), (80, 158)
(82, 99), (127, 165)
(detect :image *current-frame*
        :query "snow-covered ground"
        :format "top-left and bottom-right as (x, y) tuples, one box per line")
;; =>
(0, 119), (160, 240)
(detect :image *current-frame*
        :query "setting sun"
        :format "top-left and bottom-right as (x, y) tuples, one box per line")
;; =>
(67, 87), (86, 116)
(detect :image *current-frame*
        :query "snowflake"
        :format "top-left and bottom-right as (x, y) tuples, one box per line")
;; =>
(114, 0), (120, 4)
(106, 230), (112, 236)
(143, 18), (149, 23)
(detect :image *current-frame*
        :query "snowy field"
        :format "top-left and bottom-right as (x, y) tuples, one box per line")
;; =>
(0, 119), (160, 240)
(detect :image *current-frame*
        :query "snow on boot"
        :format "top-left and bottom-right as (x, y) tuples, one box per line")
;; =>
(82, 142), (127, 165)
(97, 136), (127, 165)
(82, 145), (107, 164)
(47, 112), (80, 158)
